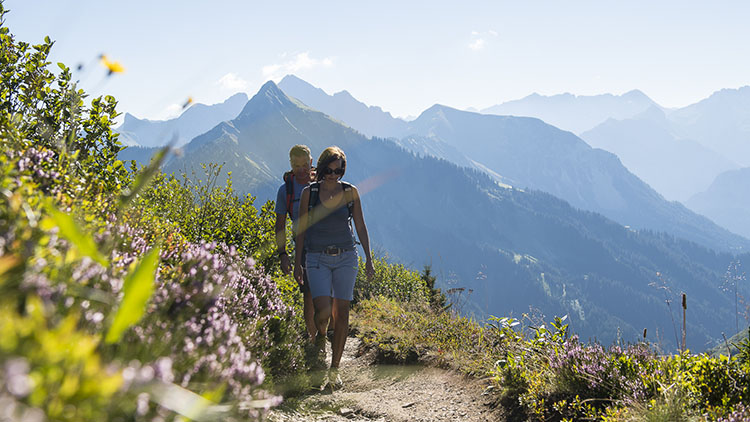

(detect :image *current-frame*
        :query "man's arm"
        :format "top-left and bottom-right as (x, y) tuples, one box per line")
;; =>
(275, 213), (291, 274)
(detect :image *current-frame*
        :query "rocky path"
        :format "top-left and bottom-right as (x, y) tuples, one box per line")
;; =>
(269, 337), (504, 421)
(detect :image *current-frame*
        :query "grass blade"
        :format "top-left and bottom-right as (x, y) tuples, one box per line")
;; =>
(105, 246), (160, 344)
(119, 145), (170, 210)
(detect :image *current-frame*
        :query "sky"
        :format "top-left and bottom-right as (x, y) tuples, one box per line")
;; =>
(5, 0), (750, 122)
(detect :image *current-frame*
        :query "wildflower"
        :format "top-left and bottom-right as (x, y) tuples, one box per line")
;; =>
(99, 54), (125, 75)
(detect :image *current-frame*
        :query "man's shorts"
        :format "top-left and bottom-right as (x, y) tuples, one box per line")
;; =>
(305, 250), (358, 301)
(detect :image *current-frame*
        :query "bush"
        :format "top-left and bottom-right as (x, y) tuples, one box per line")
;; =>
(133, 164), (279, 273)
(354, 257), (431, 304)
(668, 353), (749, 417)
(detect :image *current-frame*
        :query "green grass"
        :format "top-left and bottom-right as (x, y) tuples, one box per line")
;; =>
(351, 296), (750, 421)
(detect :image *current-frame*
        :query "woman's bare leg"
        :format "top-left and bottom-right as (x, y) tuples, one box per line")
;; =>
(330, 298), (350, 368)
(313, 296), (333, 341)
(303, 290), (317, 341)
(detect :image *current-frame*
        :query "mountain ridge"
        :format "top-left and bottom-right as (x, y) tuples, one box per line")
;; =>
(278, 74), (409, 138)
(116, 92), (248, 147)
(480, 90), (660, 134)
(581, 112), (737, 202)
(686, 167), (750, 240)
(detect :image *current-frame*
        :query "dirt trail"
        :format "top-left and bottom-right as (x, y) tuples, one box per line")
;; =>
(269, 337), (504, 421)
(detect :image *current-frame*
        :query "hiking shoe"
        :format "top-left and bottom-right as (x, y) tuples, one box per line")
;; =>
(309, 367), (327, 391)
(324, 367), (344, 391)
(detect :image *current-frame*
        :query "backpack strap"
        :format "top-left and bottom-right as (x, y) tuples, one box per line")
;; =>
(308, 182), (321, 213)
(340, 182), (360, 245)
(340, 181), (354, 220)
(283, 171), (294, 220)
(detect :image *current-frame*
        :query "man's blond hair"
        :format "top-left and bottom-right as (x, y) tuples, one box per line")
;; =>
(289, 144), (311, 162)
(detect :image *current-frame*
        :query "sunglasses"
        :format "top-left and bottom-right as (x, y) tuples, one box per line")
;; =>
(321, 167), (345, 176)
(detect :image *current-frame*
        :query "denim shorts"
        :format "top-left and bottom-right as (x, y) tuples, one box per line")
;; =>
(305, 250), (358, 301)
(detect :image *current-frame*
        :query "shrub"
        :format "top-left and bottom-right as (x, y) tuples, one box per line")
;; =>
(133, 165), (279, 273)
(667, 353), (749, 416)
(123, 241), (304, 384)
(354, 257), (430, 304)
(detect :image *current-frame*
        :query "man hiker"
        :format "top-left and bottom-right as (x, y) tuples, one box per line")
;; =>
(275, 144), (319, 340)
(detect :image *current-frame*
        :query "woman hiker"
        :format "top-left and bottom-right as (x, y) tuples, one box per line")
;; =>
(294, 146), (375, 390)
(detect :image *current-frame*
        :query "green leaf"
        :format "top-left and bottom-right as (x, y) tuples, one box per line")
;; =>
(118, 146), (169, 209)
(105, 246), (160, 344)
(42, 200), (107, 267)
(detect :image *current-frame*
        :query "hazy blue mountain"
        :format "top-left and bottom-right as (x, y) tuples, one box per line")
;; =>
(116, 92), (248, 147)
(581, 106), (738, 202)
(275, 76), (749, 252)
(480, 90), (658, 134)
(687, 168), (750, 239)
(278, 74), (409, 138)
(117, 145), (163, 167)
(667, 86), (750, 167)
(162, 81), (749, 352)
(277, 76), (507, 183)
(164, 82), (367, 200)
(405, 104), (750, 253)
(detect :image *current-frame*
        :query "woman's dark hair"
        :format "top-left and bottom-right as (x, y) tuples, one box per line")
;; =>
(316, 146), (346, 181)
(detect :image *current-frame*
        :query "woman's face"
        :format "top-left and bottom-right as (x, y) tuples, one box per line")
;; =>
(323, 158), (344, 182)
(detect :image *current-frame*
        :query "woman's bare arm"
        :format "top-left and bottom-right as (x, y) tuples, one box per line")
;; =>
(351, 186), (374, 279)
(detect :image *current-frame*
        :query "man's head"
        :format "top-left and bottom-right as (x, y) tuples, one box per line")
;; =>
(289, 144), (313, 183)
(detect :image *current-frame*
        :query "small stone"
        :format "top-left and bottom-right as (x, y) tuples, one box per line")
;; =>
(402, 402), (416, 408)
(339, 408), (354, 417)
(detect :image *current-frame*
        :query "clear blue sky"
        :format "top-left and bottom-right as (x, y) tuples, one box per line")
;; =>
(5, 0), (750, 121)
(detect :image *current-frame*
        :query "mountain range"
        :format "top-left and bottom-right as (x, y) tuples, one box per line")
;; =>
(472, 87), (750, 210)
(580, 106), (737, 202)
(122, 79), (749, 244)
(686, 167), (750, 240)
(123, 80), (750, 351)
(277, 75), (409, 139)
(116, 92), (248, 147)
(577, 87), (750, 236)
(668, 86), (750, 168)
(278, 77), (748, 254)
(479, 90), (659, 135)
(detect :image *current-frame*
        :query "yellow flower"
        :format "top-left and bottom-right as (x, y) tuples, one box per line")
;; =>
(182, 97), (194, 109)
(99, 54), (125, 75)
